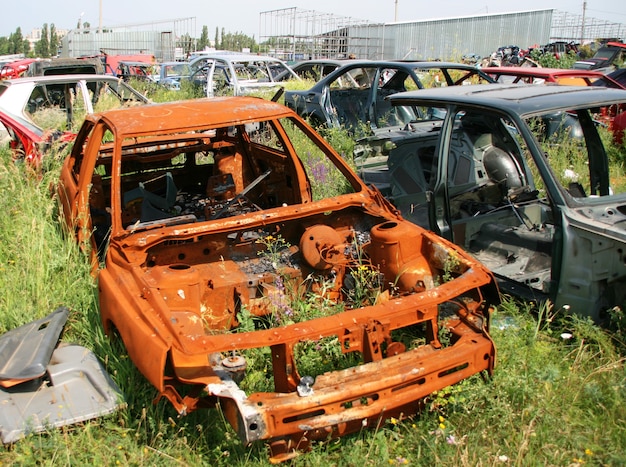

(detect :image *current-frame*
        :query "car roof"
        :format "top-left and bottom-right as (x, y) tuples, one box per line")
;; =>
(482, 67), (625, 89)
(308, 60), (489, 86)
(190, 52), (288, 64)
(1, 74), (129, 85)
(88, 97), (295, 137)
(387, 83), (626, 116)
(481, 67), (608, 78)
(118, 61), (154, 66)
(291, 59), (352, 66)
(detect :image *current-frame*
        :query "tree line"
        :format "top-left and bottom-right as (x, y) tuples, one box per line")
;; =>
(1, 24), (270, 59)
(0, 25), (60, 58)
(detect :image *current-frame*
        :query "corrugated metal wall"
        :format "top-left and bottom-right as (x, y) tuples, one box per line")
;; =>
(347, 10), (553, 60)
(59, 18), (196, 61)
(61, 31), (166, 59)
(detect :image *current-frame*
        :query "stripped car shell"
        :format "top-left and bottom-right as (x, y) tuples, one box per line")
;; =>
(284, 60), (495, 132)
(188, 53), (299, 98)
(57, 97), (497, 461)
(356, 84), (626, 322)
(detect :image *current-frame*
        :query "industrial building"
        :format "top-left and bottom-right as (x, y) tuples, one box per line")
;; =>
(57, 9), (625, 62)
(259, 8), (626, 61)
(59, 17), (196, 61)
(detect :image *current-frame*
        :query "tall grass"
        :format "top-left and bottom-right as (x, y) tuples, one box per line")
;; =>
(1, 89), (626, 466)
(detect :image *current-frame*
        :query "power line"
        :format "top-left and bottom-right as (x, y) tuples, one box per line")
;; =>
(587, 8), (626, 18)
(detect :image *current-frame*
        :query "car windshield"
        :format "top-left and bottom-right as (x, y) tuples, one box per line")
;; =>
(163, 64), (190, 77)
(81, 114), (359, 233)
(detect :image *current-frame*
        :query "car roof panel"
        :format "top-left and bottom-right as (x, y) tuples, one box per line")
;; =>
(388, 83), (626, 116)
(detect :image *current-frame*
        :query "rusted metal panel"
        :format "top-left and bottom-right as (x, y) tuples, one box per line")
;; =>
(58, 96), (498, 462)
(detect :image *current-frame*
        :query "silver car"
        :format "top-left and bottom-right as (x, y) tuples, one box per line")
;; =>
(188, 52), (299, 97)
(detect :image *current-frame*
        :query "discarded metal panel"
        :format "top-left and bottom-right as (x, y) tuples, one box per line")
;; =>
(0, 344), (124, 444)
(0, 307), (69, 388)
(0, 310), (124, 444)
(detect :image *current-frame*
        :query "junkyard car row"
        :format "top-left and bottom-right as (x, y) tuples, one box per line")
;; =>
(1, 52), (626, 460)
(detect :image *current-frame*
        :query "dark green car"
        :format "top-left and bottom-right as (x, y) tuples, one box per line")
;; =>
(357, 83), (626, 322)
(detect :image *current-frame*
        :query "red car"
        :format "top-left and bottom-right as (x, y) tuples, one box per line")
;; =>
(481, 66), (625, 88)
(0, 108), (73, 165)
(0, 59), (36, 80)
(0, 74), (149, 166)
(482, 66), (626, 143)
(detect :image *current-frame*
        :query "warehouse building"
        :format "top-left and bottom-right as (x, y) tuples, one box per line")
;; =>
(259, 8), (626, 61)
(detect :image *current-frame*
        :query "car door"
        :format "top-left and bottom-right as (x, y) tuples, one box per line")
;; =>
(58, 118), (112, 265)
(371, 67), (420, 129)
(326, 66), (377, 130)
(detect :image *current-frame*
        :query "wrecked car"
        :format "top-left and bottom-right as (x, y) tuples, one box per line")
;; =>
(116, 61), (157, 83)
(482, 66), (626, 88)
(283, 61), (495, 132)
(0, 58), (37, 80)
(56, 97), (498, 461)
(156, 61), (191, 90)
(356, 84), (626, 322)
(0, 74), (150, 165)
(25, 57), (105, 77)
(0, 108), (74, 165)
(188, 52), (299, 97)
(573, 41), (626, 72)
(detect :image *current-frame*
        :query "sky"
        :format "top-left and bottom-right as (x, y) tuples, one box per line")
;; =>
(2, 0), (624, 39)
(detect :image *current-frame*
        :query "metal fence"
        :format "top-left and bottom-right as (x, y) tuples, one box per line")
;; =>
(60, 17), (196, 61)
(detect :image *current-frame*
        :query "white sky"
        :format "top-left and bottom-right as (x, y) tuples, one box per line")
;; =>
(2, 0), (624, 39)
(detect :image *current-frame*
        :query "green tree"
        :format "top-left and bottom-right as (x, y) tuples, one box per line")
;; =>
(214, 27), (219, 50)
(8, 27), (24, 54)
(177, 33), (194, 58)
(0, 36), (9, 55)
(198, 25), (209, 51)
(50, 23), (59, 57)
(219, 31), (257, 53)
(23, 38), (31, 57)
(35, 23), (50, 57)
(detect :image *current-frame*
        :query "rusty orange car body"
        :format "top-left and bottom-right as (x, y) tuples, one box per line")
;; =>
(57, 97), (498, 461)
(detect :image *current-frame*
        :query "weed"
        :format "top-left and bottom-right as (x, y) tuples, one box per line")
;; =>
(255, 233), (291, 269)
(3, 85), (626, 466)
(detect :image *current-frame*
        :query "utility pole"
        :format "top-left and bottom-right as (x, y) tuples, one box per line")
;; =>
(99, 0), (103, 33)
(581, 1), (587, 44)
(395, 0), (398, 22)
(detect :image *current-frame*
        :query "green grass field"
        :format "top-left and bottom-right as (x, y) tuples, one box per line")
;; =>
(1, 80), (625, 466)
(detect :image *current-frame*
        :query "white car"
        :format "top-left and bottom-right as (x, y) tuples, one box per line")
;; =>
(0, 74), (150, 133)
(188, 52), (299, 97)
